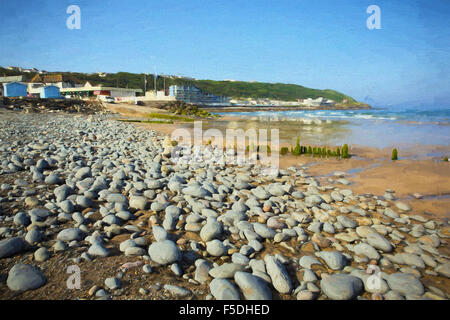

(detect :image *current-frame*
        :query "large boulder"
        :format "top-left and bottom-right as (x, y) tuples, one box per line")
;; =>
(7, 264), (46, 291)
(320, 274), (364, 300)
(148, 240), (181, 265)
(0, 237), (28, 258)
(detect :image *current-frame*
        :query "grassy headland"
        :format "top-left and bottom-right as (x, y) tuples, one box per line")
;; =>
(1, 67), (367, 106)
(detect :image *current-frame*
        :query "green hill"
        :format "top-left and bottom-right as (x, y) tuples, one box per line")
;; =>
(182, 79), (358, 103)
(0, 67), (363, 105)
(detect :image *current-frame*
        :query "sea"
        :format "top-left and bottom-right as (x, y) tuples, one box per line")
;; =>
(212, 105), (450, 151)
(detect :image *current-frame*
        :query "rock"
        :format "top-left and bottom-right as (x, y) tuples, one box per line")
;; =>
(384, 290), (405, 300)
(105, 277), (121, 290)
(232, 252), (250, 266)
(116, 210), (132, 221)
(305, 195), (323, 206)
(302, 269), (318, 282)
(152, 225), (168, 242)
(248, 239), (264, 252)
(384, 208), (399, 219)
(266, 217), (285, 229)
(317, 251), (347, 270)
(234, 271), (272, 300)
(34, 247), (50, 262)
(307, 222), (322, 234)
(58, 200), (74, 214)
(395, 202), (411, 212)
(350, 270), (389, 294)
(0, 237), (28, 258)
(251, 186), (271, 200)
(311, 233), (331, 248)
(194, 260), (211, 283)
(25, 197), (39, 208)
(320, 274), (364, 300)
(76, 196), (93, 208)
(164, 284), (191, 297)
(106, 193), (127, 203)
(323, 222), (335, 234)
(57, 228), (85, 242)
(102, 214), (121, 225)
(182, 184), (211, 198)
(129, 196), (149, 210)
(125, 247), (146, 256)
(200, 217), (223, 242)
(253, 222), (276, 239)
(163, 206), (180, 230)
(209, 263), (245, 279)
(353, 243), (380, 260)
(330, 191), (343, 202)
(7, 264), (46, 291)
(385, 273), (424, 296)
(143, 264), (152, 273)
(264, 255), (292, 293)
(75, 167), (92, 180)
(45, 174), (61, 185)
(337, 215), (357, 229)
(88, 285), (100, 296)
(119, 239), (136, 252)
(366, 233), (393, 252)
(395, 253), (425, 269)
(54, 184), (73, 202)
(419, 234), (440, 248)
(206, 240), (227, 257)
(334, 232), (359, 242)
(170, 263), (183, 276)
(435, 263), (450, 278)
(14, 212), (31, 226)
(299, 256), (322, 269)
(210, 278), (241, 300)
(356, 226), (376, 238)
(297, 290), (316, 300)
(29, 208), (51, 220)
(53, 240), (67, 252)
(148, 240), (181, 265)
(25, 229), (43, 244)
(292, 191), (305, 199)
(95, 289), (109, 298)
(88, 242), (110, 257)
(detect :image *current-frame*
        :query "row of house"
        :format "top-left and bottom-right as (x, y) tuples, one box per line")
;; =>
(0, 74), (142, 100)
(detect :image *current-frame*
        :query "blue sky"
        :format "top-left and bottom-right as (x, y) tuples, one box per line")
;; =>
(0, 0), (449, 106)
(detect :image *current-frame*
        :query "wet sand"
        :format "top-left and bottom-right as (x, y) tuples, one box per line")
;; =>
(279, 154), (450, 220)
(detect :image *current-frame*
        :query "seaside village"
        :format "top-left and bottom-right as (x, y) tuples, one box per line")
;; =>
(0, 66), (336, 107)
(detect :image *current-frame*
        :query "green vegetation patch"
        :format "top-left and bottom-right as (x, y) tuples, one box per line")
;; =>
(117, 119), (174, 124)
(146, 112), (194, 122)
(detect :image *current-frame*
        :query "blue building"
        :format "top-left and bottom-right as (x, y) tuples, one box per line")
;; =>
(169, 85), (229, 104)
(40, 85), (61, 98)
(3, 82), (28, 97)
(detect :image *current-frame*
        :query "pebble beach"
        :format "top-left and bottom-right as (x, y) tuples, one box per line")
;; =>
(0, 108), (449, 300)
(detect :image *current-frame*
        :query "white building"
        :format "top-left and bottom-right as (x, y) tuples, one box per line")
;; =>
(60, 82), (142, 99)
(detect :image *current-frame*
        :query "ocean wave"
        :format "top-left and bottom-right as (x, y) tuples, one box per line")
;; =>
(217, 107), (449, 123)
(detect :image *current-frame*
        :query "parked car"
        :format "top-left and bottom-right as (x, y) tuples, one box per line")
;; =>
(98, 96), (115, 103)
